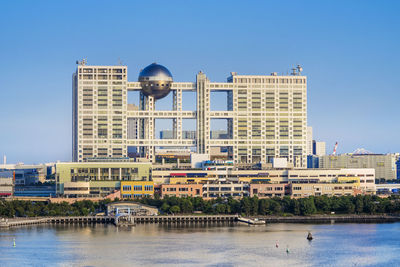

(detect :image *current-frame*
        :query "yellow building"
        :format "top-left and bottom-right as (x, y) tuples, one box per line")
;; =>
(121, 181), (154, 198)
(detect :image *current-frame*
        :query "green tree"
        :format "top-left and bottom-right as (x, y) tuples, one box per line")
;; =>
(161, 203), (170, 213)
(240, 197), (252, 215)
(299, 198), (316, 215)
(169, 205), (181, 214)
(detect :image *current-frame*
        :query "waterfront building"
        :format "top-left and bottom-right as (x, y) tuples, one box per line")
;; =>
(0, 171), (13, 198)
(0, 163), (55, 185)
(56, 161), (152, 197)
(160, 183), (203, 198)
(106, 202), (158, 216)
(121, 181), (154, 198)
(290, 182), (358, 198)
(73, 62), (308, 167)
(287, 168), (375, 194)
(202, 181), (249, 199)
(13, 185), (56, 197)
(249, 183), (290, 198)
(319, 154), (398, 181)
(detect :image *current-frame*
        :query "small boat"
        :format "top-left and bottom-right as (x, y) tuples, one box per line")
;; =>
(275, 241), (279, 248)
(307, 232), (313, 241)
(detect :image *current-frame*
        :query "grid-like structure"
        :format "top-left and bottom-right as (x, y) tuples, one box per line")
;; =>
(73, 65), (307, 167)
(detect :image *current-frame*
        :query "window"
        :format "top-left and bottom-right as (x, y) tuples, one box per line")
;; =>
(144, 185), (153, 191)
(134, 185), (142, 191)
(122, 185), (131, 191)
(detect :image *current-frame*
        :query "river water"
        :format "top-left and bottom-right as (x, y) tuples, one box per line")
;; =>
(0, 222), (399, 266)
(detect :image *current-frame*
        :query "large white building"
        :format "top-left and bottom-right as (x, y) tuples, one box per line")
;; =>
(319, 154), (399, 181)
(73, 62), (308, 167)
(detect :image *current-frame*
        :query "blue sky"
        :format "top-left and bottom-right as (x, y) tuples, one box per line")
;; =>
(0, 0), (399, 164)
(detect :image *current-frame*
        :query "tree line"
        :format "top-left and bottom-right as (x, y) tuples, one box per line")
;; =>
(139, 195), (400, 216)
(1, 195), (400, 218)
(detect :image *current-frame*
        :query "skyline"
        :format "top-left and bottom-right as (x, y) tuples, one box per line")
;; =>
(1, 0), (399, 164)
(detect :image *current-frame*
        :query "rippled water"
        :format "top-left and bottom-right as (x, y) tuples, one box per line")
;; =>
(1, 222), (399, 266)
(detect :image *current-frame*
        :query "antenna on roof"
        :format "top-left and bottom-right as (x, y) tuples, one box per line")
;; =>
(76, 58), (87, 66)
(296, 64), (303, 75)
(118, 58), (123, 65)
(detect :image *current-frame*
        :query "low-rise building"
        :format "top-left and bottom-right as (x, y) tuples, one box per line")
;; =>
(290, 182), (358, 198)
(0, 163), (55, 185)
(202, 181), (249, 199)
(121, 181), (154, 198)
(319, 154), (398, 181)
(56, 162), (152, 197)
(160, 183), (203, 198)
(0, 171), (13, 197)
(106, 202), (158, 216)
(249, 183), (290, 198)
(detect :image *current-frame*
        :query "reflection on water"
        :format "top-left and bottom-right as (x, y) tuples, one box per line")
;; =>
(1, 222), (400, 266)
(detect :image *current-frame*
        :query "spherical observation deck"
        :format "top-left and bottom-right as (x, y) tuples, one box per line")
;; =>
(138, 63), (173, 100)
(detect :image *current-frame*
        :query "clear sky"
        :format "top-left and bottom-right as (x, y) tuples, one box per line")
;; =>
(0, 0), (399, 164)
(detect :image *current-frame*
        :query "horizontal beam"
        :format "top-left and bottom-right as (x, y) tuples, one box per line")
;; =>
(127, 111), (196, 119)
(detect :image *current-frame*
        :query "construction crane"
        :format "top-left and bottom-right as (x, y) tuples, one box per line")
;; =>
(332, 142), (338, 155)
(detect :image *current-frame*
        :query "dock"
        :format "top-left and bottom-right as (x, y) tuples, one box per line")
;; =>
(0, 215), (238, 228)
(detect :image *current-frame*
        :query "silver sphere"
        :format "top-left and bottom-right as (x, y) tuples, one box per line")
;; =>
(138, 63), (173, 100)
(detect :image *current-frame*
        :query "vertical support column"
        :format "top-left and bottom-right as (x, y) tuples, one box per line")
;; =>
(146, 96), (155, 162)
(176, 89), (182, 140)
(173, 90), (177, 139)
(196, 72), (210, 155)
(172, 89), (183, 140)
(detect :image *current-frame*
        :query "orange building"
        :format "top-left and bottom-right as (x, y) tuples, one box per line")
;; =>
(249, 183), (290, 198)
(161, 183), (203, 198)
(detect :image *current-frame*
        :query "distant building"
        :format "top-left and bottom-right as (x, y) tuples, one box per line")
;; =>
(0, 171), (13, 197)
(127, 104), (139, 140)
(56, 161), (152, 197)
(397, 158), (400, 180)
(319, 154), (398, 181)
(0, 164), (55, 185)
(313, 141), (326, 156)
(307, 155), (319, 168)
(307, 126), (313, 155)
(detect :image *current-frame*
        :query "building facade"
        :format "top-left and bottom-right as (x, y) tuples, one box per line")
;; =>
(319, 154), (398, 181)
(121, 181), (154, 198)
(56, 162), (152, 197)
(0, 171), (13, 197)
(73, 63), (308, 167)
(160, 183), (203, 198)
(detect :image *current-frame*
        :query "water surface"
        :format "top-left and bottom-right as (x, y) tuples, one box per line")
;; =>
(1, 222), (399, 266)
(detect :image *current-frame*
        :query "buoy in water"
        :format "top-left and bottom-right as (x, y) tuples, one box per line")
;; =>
(286, 245), (289, 254)
(13, 238), (16, 247)
(275, 241), (279, 248)
(307, 232), (313, 241)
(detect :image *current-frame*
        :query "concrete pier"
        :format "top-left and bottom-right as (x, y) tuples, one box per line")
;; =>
(0, 215), (238, 228)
